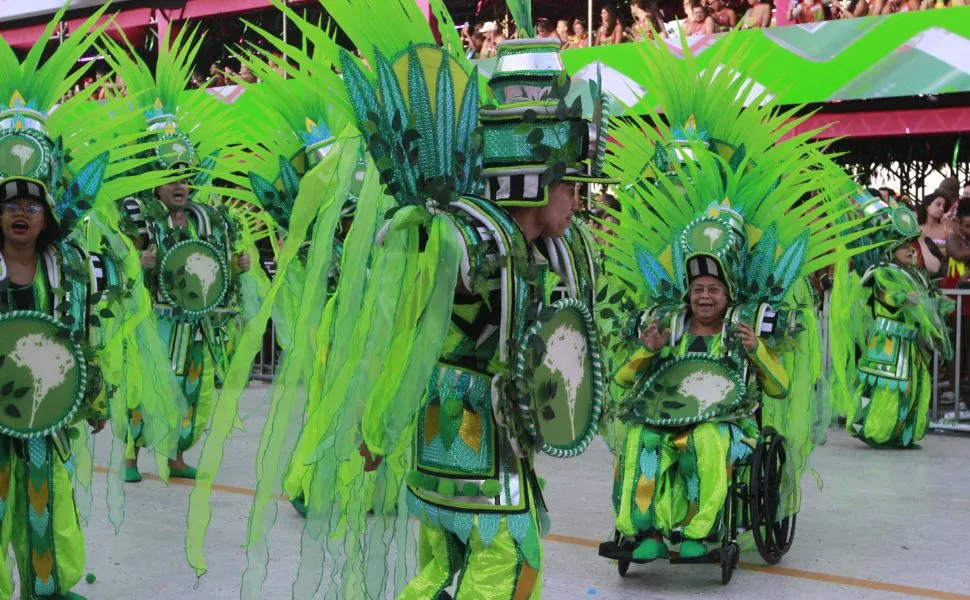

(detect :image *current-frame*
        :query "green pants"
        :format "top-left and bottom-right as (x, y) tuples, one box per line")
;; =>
(130, 320), (215, 454)
(0, 437), (85, 599)
(399, 516), (542, 600)
(614, 421), (752, 540)
(852, 362), (930, 448)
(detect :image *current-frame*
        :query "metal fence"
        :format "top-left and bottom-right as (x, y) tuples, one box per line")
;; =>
(931, 289), (970, 433)
(251, 320), (280, 382)
(246, 288), (970, 435)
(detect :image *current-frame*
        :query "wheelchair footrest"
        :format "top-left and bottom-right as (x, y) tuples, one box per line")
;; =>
(669, 549), (721, 565)
(598, 540), (657, 565)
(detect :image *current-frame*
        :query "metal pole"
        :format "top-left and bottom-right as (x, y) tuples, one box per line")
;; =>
(588, 0), (593, 46)
(282, 0), (288, 45)
(953, 294), (964, 422)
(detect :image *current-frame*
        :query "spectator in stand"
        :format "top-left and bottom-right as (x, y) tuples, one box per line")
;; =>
(238, 63), (258, 84)
(790, 0), (826, 23)
(916, 191), (952, 277)
(943, 199), (970, 387)
(596, 5), (625, 45)
(740, 0), (773, 27)
(879, 0), (921, 12)
(556, 19), (571, 43)
(460, 23), (485, 58)
(878, 186), (897, 202)
(938, 176), (962, 204)
(633, 3), (668, 39)
(685, 3), (717, 35)
(565, 19), (590, 48)
(207, 61), (228, 87)
(709, 0), (739, 31)
(189, 70), (206, 89)
(479, 21), (503, 58)
(963, 181), (970, 199)
(536, 18), (561, 41)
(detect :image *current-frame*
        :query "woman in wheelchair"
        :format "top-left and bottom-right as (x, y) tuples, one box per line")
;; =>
(593, 27), (882, 584)
(612, 255), (789, 561)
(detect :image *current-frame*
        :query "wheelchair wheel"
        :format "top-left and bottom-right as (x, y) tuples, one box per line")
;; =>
(749, 429), (797, 565)
(618, 559), (630, 577)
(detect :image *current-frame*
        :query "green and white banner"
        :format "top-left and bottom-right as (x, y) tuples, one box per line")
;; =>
(471, 9), (970, 113)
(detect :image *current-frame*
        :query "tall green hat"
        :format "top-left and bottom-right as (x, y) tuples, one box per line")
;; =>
(679, 200), (748, 299)
(852, 190), (920, 257)
(482, 38), (616, 206)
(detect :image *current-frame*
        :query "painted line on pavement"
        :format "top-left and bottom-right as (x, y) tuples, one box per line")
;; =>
(95, 467), (970, 600)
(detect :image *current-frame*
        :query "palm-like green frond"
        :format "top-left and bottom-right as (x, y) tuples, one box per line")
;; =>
(0, 5), (111, 115)
(603, 31), (875, 304)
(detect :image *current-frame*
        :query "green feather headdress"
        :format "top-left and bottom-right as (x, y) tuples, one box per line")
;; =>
(0, 5), (172, 230)
(227, 0), (360, 230)
(602, 33), (874, 308)
(100, 26), (252, 205)
(844, 189), (920, 272)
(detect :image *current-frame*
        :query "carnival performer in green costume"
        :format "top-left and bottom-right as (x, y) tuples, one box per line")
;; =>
(0, 9), (179, 597)
(183, 1), (609, 597)
(832, 191), (953, 449)
(598, 32), (871, 562)
(100, 29), (256, 482)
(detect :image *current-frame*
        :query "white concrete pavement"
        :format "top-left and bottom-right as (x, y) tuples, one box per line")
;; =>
(17, 383), (969, 600)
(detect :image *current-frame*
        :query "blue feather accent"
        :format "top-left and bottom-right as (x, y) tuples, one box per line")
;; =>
(671, 239), (686, 296)
(772, 231), (809, 298)
(72, 151), (108, 199)
(455, 67), (481, 195)
(279, 156), (301, 200)
(374, 50), (408, 142)
(339, 50), (379, 131)
(435, 50), (455, 182)
(747, 223), (777, 288)
(634, 242), (671, 298)
(407, 45), (436, 178)
(300, 119), (332, 150)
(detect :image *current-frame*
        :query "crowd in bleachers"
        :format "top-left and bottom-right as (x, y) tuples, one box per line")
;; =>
(459, 0), (969, 55)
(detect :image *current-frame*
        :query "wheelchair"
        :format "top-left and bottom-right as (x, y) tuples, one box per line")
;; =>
(598, 426), (796, 585)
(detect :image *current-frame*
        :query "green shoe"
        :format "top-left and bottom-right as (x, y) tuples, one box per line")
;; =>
(632, 538), (669, 560)
(169, 465), (198, 479)
(125, 465), (142, 483)
(679, 539), (708, 558)
(290, 496), (308, 517)
(52, 592), (87, 600)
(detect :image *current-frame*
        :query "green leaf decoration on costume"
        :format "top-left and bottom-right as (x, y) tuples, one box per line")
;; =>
(437, 401), (462, 451)
(279, 156), (301, 201)
(408, 46), (436, 177)
(435, 51), (456, 182)
(481, 479), (502, 497)
(506, 0), (535, 38)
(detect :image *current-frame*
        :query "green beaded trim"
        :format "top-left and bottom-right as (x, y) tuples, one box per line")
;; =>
(0, 311), (88, 440)
(157, 239), (231, 320)
(512, 298), (605, 459)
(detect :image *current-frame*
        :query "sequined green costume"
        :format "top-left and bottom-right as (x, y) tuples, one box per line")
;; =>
(832, 193), (953, 448)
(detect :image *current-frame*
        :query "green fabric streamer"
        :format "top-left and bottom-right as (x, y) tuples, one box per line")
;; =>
(241, 144), (373, 595)
(506, 0), (536, 38)
(185, 134), (363, 577)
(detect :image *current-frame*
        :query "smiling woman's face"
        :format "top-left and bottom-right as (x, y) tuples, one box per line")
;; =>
(689, 275), (728, 325)
(0, 198), (47, 247)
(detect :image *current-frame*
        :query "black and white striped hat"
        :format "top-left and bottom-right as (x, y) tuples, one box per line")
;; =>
(0, 178), (46, 204)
